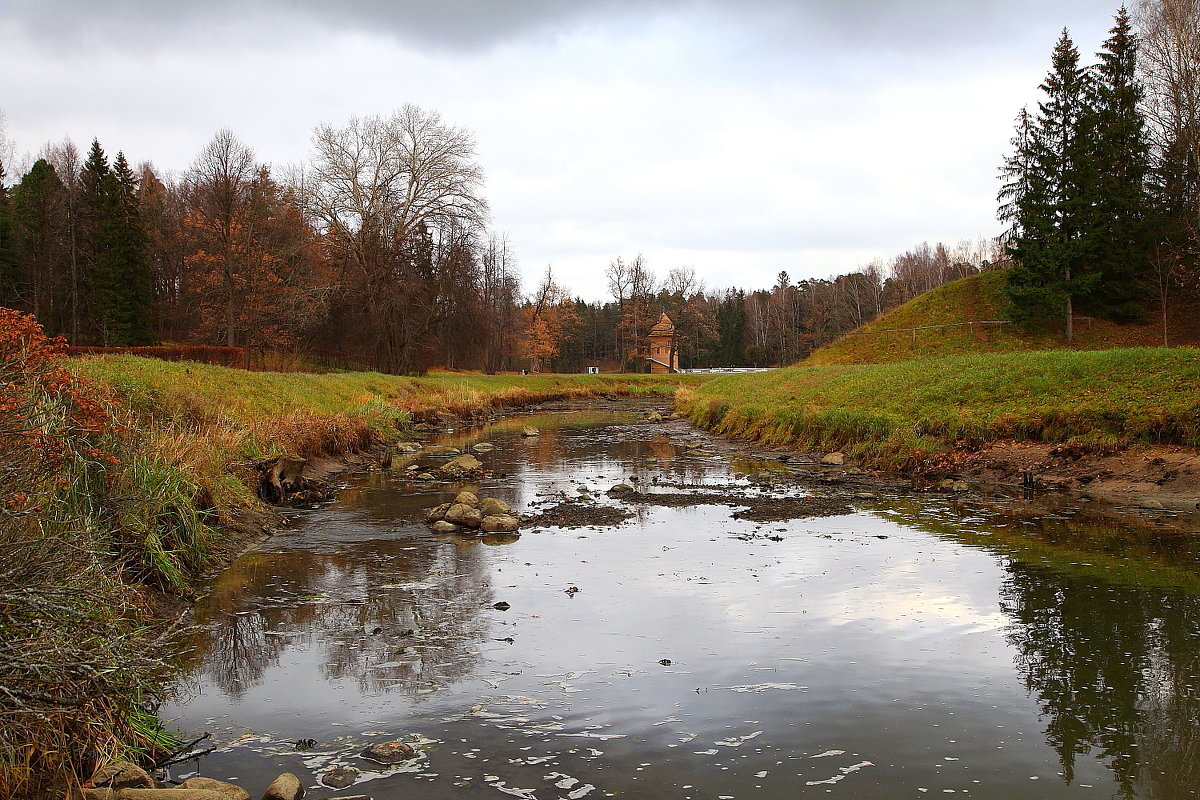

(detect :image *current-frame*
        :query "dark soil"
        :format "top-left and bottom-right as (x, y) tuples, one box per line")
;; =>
(524, 502), (636, 529)
(609, 489), (853, 522)
(731, 496), (854, 522)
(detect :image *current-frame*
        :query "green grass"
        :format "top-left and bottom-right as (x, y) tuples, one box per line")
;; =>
(807, 270), (1199, 366)
(71, 356), (713, 515)
(678, 347), (1200, 467)
(75, 357), (708, 422)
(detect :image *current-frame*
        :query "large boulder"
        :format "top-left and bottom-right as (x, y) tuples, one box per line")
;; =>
(320, 766), (358, 789)
(439, 453), (483, 477)
(91, 762), (154, 791)
(453, 491), (480, 508)
(111, 791), (226, 800)
(480, 497), (511, 516)
(445, 503), (483, 528)
(425, 502), (451, 522)
(481, 514), (520, 532)
(261, 773), (303, 800)
(360, 740), (416, 764)
(177, 778), (251, 800)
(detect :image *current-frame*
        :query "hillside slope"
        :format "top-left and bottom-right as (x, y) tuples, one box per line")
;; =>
(806, 270), (1200, 365)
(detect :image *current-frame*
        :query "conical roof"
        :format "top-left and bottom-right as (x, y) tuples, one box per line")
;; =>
(648, 313), (675, 336)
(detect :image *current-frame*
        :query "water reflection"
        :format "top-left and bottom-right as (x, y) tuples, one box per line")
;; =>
(1002, 563), (1200, 798)
(877, 498), (1200, 798)
(164, 409), (1200, 799)
(185, 530), (495, 700)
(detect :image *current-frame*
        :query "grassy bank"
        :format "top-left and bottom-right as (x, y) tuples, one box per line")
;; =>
(3, 346), (706, 796)
(72, 357), (710, 511)
(677, 347), (1200, 468)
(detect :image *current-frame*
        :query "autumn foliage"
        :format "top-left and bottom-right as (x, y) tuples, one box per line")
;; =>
(0, 308), (182, 798)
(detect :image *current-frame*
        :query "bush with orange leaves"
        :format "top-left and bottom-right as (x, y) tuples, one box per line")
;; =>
(0, 308), (180, 798)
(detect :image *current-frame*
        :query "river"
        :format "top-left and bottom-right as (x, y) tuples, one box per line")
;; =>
(160, 405), (1200, 799)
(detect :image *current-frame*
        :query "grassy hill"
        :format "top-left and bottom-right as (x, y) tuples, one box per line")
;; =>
(805, 269), (1200, 365)
(677, 347), (1200, 468)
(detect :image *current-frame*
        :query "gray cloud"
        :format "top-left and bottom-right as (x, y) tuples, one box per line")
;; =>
(8, 0), (1116, 55)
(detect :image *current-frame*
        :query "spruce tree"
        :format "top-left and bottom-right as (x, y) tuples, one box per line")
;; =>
(91, 152), (157, 345)
(1088, 6), (1150, 321)
(10, 160), (67, 327)
(112, 152), (156, 344)
(0, 159), (19, 310)
(1002, 30), (1096, 340)
(78, 139), (110, 342)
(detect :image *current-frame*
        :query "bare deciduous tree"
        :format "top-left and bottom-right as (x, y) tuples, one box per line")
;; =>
(299, 105), (488, 373)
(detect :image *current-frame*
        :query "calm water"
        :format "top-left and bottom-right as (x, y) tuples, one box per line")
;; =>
(161, 408), (1200, 799)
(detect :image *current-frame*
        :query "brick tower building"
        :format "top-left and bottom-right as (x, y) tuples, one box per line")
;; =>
(646, 313), (679, 374)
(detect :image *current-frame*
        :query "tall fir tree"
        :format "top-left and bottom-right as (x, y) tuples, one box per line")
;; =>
(78, 139), (110, 342)
(0, 159), (18, 310)
(10, 159), (67, 328)
(1002, 30), (1097, 340)
(1088, 6), (1150, 321)
(91, 152), (156, 345)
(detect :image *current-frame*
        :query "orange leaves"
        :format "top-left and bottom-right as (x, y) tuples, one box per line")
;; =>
(0, 308), (121, 511)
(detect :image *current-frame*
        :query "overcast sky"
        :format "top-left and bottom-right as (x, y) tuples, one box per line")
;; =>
(1, 0), (1117, 299)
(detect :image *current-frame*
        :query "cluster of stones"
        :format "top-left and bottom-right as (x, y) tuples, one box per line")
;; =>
(427, 490), (520, 533)
(83, 761), (300, 800)
(321, 740), (418, 789)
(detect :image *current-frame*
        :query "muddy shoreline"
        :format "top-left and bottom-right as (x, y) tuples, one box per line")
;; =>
(229, 394), (1200, 570)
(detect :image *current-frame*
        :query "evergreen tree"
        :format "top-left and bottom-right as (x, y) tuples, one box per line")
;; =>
(1001, 30), (1097, 340)
(78, 139), (110, 342)
(112, 152), (156, 344)
(1088, 6), (1150, 320)
(10, 159), (67, 327)
(0, 159), (18, 310)
(91, 152), (156, 345)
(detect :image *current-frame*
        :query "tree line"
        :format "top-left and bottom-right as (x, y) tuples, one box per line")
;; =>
(0, 99), (996, 373)
(1000, 1), (1200, 340)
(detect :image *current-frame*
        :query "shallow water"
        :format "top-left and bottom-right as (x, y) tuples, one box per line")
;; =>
(162, 408), (1200, 799)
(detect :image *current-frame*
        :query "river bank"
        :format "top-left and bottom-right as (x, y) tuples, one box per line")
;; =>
(10, 342), (1200, 796)
(2, 339), (706, 798)
(154, 400), (1200, 799)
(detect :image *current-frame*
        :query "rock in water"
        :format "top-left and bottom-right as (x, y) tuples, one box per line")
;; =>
(821, 452), (845, 466)
(321, 766), (359, 789)
(361, 740), (416, 764)
(454, 491), (480, 508)
(439, 453), (483, 477)
(177, 777), (251, 800)
(430, 520), (462, 533)
(522, 426), (540, 437)
(425, 502), (451, 522)
(261, 773), (303, 800)
(607, 483), (635, 495)
(480, 497), (511, 516)
(90, 762), (154, 791)
(481, 514), (520, 532)
(445, 503), (483, 528)
(472, 442), (495, 452)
